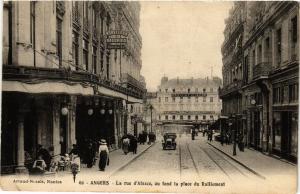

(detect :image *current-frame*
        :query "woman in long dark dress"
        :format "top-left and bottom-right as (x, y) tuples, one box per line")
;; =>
(98, 139), (109, 171)
(86, 143), (94, 168)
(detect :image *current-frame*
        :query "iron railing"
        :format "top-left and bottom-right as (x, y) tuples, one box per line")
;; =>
(3, 65), (145, 99)
(253, 62), (271, 79)
(121, 73), (146, 91)
(72, 6), (81, 29)
(219, 79), (243, 97)
(93, 27), (98, 42)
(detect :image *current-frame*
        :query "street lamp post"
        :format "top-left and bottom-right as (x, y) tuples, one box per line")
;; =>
(149, 104), (153, 133)
(232, 115), (237, 156)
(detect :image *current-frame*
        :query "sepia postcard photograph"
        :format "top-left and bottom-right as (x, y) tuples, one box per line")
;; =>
(0, 1), (298, 194)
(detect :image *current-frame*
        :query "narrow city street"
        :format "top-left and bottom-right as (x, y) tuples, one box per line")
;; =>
(1, 1), (298, 193)
(111, 135), (261, 185)
(0, 134), (296, 193)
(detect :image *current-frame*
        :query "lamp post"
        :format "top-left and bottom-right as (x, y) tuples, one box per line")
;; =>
(232, 115), (237, 156)
(149, 104), (153, 133)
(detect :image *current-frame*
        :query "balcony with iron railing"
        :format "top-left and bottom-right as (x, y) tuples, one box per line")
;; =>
(3, 65), (145, 99)
(146, 92), (157, 99)
(121, 73), (146, 91)
(171, 91), (207, 97)
(161, 119), (214, 125)
(83, 18), (89, 36)
(252, 62), (271, 80)
(93, 27), (98, 42)
(56, 1), (65, 16)
(72, 6), (81, 29)
(219, 79), (243, 97)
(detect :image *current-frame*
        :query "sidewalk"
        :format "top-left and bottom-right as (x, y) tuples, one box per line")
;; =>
(77, 142), (155, 178)
(203, 136), (296, 178)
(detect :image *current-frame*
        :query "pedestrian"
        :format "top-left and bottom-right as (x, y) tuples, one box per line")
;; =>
(69, 144), (81, 172)
(238, 132), (244, 151)
(225, 131), (230, 145)
(49, 160), (58, 173)
(207, 129), (213, 142)
(209, 130), (213, 142)
(220, 132), (224, 146)
(191, 129), (195, 140)
(31, 155), (47, 174)
(86, 142), (94, 168)
(138, 133), (142, 144)
(131, 136), (138, 154)
(122, 136), (130, 155)
(98, 139), (109, 171)
(24, 150), (33, 172)
(69, 144), (80, 156)
(37, 144), (52, 171)
(143, 131), (148, 144)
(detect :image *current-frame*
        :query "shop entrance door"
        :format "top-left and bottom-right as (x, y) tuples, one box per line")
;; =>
(281, 112), (290, 158)
(134, 123), (138, 137)
(253, 111), (261, 150)
(60, 114), (67, 155)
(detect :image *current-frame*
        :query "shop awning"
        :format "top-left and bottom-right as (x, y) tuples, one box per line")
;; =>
(2, 81), (144, 103)
(2, 81), (94, 95)
(96, 86), (143, 104)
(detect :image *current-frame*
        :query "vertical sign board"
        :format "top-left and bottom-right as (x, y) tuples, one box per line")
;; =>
(106, 30), (128, 79)
(106, 30), (128, 49)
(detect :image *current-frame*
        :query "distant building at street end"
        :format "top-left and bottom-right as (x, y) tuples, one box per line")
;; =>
(148, 76), (222, 134)
(220, 2), (298, 162)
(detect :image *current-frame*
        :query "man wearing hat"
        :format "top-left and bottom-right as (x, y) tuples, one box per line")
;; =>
(98, 139), (109, 171)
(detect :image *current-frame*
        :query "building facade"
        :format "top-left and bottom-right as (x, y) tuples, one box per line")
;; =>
(152, 76), (222, 133)
(143, 92), (158, 134)
(220, 2), (299, 162)
(2, 1), (146, 173)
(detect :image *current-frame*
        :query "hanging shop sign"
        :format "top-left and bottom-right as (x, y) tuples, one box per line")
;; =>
(106, 30), (128, 50)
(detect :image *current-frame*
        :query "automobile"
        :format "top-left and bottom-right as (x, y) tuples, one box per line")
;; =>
(162, 133), (177, 150)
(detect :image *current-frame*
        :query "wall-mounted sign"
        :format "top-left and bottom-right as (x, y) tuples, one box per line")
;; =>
(106, 30), (128, 37)
(171, 93), (207, 97)
(106, 30), (128, 50)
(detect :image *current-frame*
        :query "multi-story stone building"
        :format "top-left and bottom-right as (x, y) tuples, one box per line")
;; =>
(220, 2), (298, 162)
(143, 92), (158, 134)
(220, 2), (245, 118)
(152, 76), (222, 133)
(2, 1), (146, 173)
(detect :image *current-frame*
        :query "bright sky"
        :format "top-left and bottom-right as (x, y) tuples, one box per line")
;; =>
(140, 1), (233, 91)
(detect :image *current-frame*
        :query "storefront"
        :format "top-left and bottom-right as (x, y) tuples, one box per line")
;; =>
(1, 92), (75, 174)
(76, 97), (115, 148)
(270, 63), (298, 162)
(272, 108), (298, 162)
(245, 85), (265, 151)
